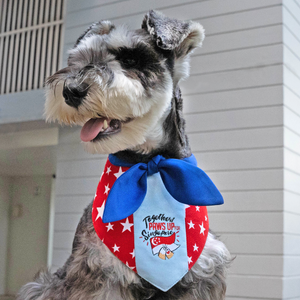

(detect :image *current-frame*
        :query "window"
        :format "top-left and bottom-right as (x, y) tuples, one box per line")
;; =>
(0, 0), (64, 94)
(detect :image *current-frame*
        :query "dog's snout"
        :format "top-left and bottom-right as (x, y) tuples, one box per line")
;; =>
(63, 82), (89, 109)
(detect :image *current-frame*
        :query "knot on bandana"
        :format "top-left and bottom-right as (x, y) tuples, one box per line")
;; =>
(147, 155), (161, 176)
(102, 154), (223, 223)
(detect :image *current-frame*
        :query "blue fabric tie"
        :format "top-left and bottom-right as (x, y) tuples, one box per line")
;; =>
(102, 154), (223, 223)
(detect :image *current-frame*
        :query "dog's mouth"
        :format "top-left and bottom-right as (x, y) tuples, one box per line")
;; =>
(80, 117), (132, 142)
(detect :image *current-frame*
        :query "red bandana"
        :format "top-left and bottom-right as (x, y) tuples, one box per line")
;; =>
(92, 157), (209, 290)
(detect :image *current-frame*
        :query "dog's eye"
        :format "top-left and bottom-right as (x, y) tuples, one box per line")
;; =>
(109, 47), (143, 69)
(123, 58), (138, 67)
(109, 46), (158, 71)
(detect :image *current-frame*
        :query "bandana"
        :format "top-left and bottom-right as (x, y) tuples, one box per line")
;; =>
(92, 155), (223, 291)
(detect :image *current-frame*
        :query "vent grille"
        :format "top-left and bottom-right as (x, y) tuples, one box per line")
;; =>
(0, 0), (64, 95)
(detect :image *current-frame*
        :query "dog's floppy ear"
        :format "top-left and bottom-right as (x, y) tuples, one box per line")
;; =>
(142, 10), (204, 84)
(142, 10), (204, 58)
(74, 21), (115, 47)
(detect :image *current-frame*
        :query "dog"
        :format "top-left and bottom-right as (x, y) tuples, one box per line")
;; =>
(18, 10), (231, 300)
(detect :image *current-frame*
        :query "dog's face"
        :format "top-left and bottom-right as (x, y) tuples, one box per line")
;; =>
(45, 11), (204, 154)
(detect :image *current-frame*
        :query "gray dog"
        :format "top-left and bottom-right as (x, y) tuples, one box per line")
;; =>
(18, 11), (231, 300)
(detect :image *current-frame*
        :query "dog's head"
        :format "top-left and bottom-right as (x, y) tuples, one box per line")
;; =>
(45, 11), (204, 154)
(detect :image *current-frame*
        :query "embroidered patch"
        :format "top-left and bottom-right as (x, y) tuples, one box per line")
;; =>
(140, 215), (180, 260)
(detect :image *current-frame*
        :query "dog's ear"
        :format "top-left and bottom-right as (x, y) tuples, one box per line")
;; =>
(74, 21), (115, 47)
(142, 10), (204, 58)
(142, 11), (204, 84)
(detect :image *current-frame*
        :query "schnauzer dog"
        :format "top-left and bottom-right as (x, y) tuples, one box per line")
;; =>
(18, 10), (231, 300)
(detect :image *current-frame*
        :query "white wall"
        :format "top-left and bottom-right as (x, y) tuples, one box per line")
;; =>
(52, 1), (290, 299)
(0, 121), (58, 296)
(0, 176), (12, 295)
(0, 90), (46, 124)
(6, 176), (52, 295)
(282, 1), (300, 299)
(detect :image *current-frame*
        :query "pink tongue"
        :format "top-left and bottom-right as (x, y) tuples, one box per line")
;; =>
(80, 118), (104, 142)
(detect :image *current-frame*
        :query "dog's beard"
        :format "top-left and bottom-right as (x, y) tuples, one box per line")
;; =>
(83, 78), (173, 154)
(45, 72), (173, 154)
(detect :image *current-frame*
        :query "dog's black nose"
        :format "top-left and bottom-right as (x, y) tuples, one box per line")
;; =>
(63, 82), (88, 108)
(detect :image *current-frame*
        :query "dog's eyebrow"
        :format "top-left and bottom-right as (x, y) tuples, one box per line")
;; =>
(110, 46), (162, 76)
(107, 43), (158, 62)
(107, 42), (147, 53)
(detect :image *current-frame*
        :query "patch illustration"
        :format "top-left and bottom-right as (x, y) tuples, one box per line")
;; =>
(141, 214), (180, 260)
(151, 233), (179, 260)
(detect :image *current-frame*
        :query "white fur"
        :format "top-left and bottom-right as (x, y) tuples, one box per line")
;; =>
(173, 22), (205, 86)
(45, 83), (87, 125)
(173, 56), (190, 86)
(187, 22), (205, 48)
(84, 73), (173, 154)
(106, 25), (136, 49)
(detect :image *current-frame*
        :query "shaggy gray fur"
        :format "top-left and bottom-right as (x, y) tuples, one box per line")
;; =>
(17, 10), (232, 300)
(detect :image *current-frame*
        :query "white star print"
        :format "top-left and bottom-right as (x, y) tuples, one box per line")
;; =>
(95, 201), (105, 221)
(100, 172), (104, 180)
(106, 166), (111, 175)
(187, 220), (195, 229)
(185, 205), (190, 209)
(130, 249), (135, 258)
(188, 256), (193, 264)
(114, 167), (124, 179)
(199, 222), (206, 235)
(126, 261), (135, 270)
(195, 206), (200, 211)
(112, 244), (120, 252)
(205, 215), (207, 221)
(104, 184), (110, 195)
(193, 243), (199, 251)
(106, 223), (114, 232)
(121, 218), (134, 232)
